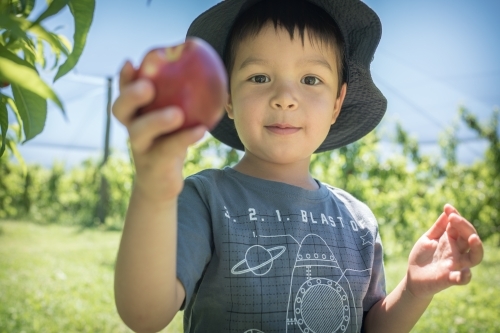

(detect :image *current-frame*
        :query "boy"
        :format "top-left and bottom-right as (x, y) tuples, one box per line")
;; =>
(112, 0), (484, 332)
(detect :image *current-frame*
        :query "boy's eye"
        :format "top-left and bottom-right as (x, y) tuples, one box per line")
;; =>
(302, 76), (321, 85)
(250, 75), (270, 84)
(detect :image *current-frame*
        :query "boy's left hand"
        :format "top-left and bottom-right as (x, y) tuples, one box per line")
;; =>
(406, 204), (484, 299)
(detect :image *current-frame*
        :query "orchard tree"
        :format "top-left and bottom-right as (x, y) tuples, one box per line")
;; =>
(0, 0), (95, 163)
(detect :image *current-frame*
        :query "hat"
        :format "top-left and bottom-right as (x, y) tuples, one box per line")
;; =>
(186, 0), (387, 153)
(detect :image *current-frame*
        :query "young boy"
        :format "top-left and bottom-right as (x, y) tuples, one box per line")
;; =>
(112, 0), (484, 332)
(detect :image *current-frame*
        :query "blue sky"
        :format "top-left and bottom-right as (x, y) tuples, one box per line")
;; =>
(13, 0), (500, 167)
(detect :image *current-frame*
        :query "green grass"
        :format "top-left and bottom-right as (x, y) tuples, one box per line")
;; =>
(1, 220), (499, 332)
(0, 220), (182, 333)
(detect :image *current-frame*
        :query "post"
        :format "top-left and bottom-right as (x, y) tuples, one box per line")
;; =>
(97, 77), (113, 224)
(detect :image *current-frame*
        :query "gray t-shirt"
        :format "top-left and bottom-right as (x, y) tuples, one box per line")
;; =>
(177, 167), (385, 333)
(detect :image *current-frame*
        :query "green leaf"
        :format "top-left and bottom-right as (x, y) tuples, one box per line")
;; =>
(0, 13), (30, 41)
(29, 23), (68, 58)
(0, 94), (8, 156)
(21, 39), (36, 65)
(35, 38), (46, 69)
(0, 44), (65, 113)
(55, 33), (72, 54)
(6, 136), (26, 175)
(5, 95), (23, 140)
(21, 0), (35, 17)
(54, 0), (95, 81)
(11, 83), (47, 142)
(32, 0), (70, 26)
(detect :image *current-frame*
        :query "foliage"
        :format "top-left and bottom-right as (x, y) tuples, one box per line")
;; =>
(441, 107), (500, 244)
(310, 108), (500, 252)
(0, 151), (132, 228)
(1, 220), (499, 333)
(0, 108), (498, 254)
(0, 0), (95, 160)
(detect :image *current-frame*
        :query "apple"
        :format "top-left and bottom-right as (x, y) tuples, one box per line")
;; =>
(134, 37), (228, 131)
(0, 81), (10, 88)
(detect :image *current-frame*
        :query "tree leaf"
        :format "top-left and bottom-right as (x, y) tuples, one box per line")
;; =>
(11, 83), (47, 142)
(0, 13), (30, 42)
(35, 38), (46, 69)
(54, 0), (95, 81)
(21, 0), (36, 17)
(6, 136), (26, 176)
(55, 33), (72, 54)
(29, 23), (67, 58)
(0, 94), (8, 156)
(5, 94), (23, 140)
(32, 0), (70, 26)
(0, 44), (65, 112)
(21, 39), (37, 66)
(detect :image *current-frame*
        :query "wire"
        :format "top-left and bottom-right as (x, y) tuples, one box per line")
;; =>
(22, 142), (101, 151)
(373, 73), (447, 129)
(378, 49), (500, 82)
(62, 87), (104, 106)
(373, 73), (484, 158)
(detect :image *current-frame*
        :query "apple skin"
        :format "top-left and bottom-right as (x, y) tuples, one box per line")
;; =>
(0, 81), (10, 88)
(134, 37), (228, 131)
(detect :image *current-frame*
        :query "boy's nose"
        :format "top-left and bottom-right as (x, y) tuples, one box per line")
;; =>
(271, 85), (298, 111)
(273, 101), (297, 110)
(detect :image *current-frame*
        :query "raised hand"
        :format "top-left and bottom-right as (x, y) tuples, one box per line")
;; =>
(406, 204), (484, 299)
(112, 60), (206, 203)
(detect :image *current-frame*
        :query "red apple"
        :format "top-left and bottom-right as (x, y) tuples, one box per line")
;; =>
(134, 37), (228, 131)
(0, 81), (9, 88)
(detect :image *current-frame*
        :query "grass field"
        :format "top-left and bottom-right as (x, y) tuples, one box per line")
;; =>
(1, 220), (499, 332)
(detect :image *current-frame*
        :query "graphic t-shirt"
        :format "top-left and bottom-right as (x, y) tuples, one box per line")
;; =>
(176, 168), (386, 333)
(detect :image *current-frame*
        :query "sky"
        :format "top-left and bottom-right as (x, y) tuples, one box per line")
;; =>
(10, 0), (500, 168)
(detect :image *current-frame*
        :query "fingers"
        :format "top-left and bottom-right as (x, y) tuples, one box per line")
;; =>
(446, 213), (484, 268)
(119, 60), (136, 92)
(426, 212), (449, 240)
(129, 107), (184, 154)
(444, 203), (460, 216)
(112, 79), (155, 127)
(144, 124), (206, 162)
(442, 204), (483, 267)
(156, 124), (207, 156)
(449, 268), (472, 286)
(128, 107), (207, 156)
(466, 233), (484, 267)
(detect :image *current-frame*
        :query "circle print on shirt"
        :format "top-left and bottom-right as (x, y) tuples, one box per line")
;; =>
(231, 245), (286, 276)
(294, 278), (350, 333)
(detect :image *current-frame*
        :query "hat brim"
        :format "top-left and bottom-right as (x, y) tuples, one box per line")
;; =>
(187, 0), (387, 153)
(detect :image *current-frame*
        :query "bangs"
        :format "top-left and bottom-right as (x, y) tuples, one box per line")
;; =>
(223, 0), (346, 88)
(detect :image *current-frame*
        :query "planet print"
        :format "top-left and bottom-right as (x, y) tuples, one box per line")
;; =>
(231, 245), (286, 276)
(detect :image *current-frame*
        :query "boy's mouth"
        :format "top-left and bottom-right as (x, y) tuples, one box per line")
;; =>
(265, 123), (301, 135)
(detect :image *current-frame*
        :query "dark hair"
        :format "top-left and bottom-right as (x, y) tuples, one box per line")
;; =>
(223, 0), (346, 94)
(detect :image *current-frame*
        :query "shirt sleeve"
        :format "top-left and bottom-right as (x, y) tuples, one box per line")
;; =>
(176, 175), (214, 310)
(330, 186), (387, 311)
(362, 229), (386, 311)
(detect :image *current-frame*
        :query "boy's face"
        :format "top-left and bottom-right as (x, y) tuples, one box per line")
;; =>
(225, 22), (347, 165)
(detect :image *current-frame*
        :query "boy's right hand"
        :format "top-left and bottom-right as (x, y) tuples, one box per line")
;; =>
(112, 60), (207, 203)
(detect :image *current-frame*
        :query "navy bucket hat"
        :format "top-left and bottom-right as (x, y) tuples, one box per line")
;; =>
(187, 0), (387, 152)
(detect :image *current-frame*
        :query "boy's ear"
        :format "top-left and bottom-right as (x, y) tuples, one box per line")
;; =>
(225, 93), (234, 119)
(331, 83), (347, 125)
